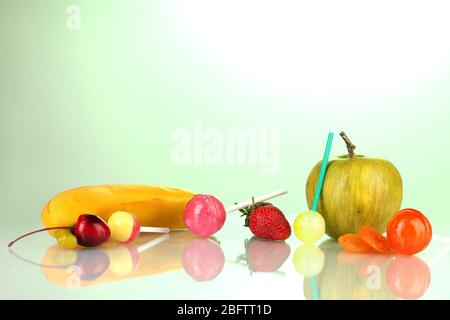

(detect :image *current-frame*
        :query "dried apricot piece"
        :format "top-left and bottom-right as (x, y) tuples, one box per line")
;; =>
(359, 226), (393, 254)
(338, 233), (376, 253)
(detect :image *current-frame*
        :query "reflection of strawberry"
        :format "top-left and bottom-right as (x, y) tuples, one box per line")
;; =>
(239, 203), (291, 240)
(237, 237), (291, 272)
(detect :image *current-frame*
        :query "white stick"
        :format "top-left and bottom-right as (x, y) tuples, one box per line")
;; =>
(225, 189), (288, 213)
(140, 226), (170, 233)
(137, 233), (170, 254)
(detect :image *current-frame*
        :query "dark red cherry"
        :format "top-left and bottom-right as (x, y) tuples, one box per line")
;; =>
(73, 214), (110, 247)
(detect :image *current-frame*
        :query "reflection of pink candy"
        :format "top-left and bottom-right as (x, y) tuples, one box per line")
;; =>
(183, 194), (226, 238)
(182, 239), (225, 281)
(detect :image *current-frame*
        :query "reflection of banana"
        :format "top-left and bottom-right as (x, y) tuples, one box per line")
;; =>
(41, 185), (195, 240)
(41, 231), (199, 288)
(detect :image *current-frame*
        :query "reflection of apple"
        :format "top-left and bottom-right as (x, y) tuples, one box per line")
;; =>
(106, 245), (139, 276)
(182, 239), (225, 281)
(386, 255), (431, 300)
(76, 249), (110, 281)
(304, 240), (396, 300)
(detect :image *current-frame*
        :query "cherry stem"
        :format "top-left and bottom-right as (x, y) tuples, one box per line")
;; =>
(340, 131), (356, 158)
(8, 226), (72, 248)
(8, 247), (70, 269)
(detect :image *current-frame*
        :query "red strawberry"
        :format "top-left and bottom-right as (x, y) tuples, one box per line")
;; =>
(239, 203), (291, 240)
(237, 237), (291, 272)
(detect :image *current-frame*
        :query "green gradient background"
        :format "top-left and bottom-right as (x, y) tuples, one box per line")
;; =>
(0, 0), (450, 299)
(1, 0), (450, 299)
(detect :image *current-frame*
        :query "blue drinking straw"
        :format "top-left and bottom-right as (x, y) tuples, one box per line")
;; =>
(309, 132), (334, 300)
(311, 132), (334, 212)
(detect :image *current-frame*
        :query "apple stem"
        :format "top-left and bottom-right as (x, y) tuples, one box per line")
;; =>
(8, 226), (72, 248)
(340, 131), (356, 158)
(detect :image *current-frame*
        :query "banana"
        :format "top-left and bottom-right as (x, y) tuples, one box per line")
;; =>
(41, 185), (195, 239)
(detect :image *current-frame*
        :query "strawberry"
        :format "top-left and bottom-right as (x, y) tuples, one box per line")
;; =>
(239, 203), (291, 240)
(237, 237), (291, 272)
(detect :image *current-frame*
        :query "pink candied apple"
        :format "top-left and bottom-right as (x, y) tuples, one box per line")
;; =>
(183, 195), (226, 238)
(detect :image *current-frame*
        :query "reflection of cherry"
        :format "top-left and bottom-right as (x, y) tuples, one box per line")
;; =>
(76, 249), (110, 281)
(182, 239), (225, 282)
(9, 246), (109, 281)
(386, 255), (431, 300)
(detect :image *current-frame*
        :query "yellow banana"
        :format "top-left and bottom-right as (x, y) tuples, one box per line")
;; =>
(41, 185), (195, 239)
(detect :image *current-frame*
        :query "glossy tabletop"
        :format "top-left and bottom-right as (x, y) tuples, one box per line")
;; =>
(1, 213), (449, 300)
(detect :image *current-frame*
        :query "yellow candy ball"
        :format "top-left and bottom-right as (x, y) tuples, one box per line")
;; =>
(293, 210), (325, 243)
(292, 244), (325, 277)
(108, 211), (140, 243)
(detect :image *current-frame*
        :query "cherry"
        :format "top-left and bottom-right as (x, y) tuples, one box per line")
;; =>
(73, 214), (110, 247)
(386, 208), (432, 255)
(8, 214), (111, 248)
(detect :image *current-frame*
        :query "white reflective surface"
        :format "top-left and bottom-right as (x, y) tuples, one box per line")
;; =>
(2, 214), (449, 300)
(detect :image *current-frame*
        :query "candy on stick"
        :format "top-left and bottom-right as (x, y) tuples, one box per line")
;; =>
(183, 189), (288, 238)
(293, 132), (333, 302)
(183, 195), (226, 238)
(294, 132), (334, 243)
(108, 211), (169, 243)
